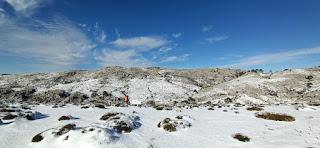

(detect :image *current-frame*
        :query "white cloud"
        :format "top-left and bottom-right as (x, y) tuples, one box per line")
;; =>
(205, 36), (228, 43)
(91, 22), (107, 43)
(97, 30), (106, 43)
(0, 16), (95, 71)
(158, 43), (178, 52)
(95, 36), (169, 67)
(94, 49), (151, 67)
(114, 28), (121, 38)
(5, 0), (49, 16)
(161, 54), (190, 63)
(172, 32), (182, 38)
(159, 46), (173, 52)
(216, 54), (243, 61)
(95, 36), (186, 67)
(222, 46), (320, 68)
(110, 36), (168, 51)
(0, 8), (6, 25)
(202, 25), (213, 32)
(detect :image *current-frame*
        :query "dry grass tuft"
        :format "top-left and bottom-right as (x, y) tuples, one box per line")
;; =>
(246, 106), (264, 111)
(255, 112), (295, 122)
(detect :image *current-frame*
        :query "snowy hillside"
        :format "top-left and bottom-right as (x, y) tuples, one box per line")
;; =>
(0, 67), (319, 106)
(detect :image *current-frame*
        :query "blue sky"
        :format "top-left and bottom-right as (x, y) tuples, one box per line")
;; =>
(0, 0), (320, 73)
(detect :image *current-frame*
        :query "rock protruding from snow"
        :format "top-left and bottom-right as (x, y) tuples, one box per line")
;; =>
(20, 111), (47, 120)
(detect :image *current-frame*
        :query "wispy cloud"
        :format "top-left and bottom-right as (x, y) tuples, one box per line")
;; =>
(95, 36), (169, 67)
(80, 22), (107, 43)
(159, 46), (173, 52)
(0, 15), (95, 71)
(0, 8), (6, 25)
(161, 54), (190, 63)
(216, 54), (243, 61)
(201, 25), (213, 32)
(93, 22), (106, 43)
(110, 36), (168, 51)
(94, 49), (151, 67)
(114, 28), (121, 38)
(158, 43), (178, 52)
(205, 36), (228, 43)
(5, 0), (50, 16)
(222, 46), (320, 68)
(172, 32), (182, 38)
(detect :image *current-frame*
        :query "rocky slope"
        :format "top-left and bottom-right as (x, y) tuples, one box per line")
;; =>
(0, 66), (319, 106)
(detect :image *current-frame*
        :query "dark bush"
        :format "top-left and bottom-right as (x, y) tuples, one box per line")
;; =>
(100, 112), (121, 120)
(2, 114), (17, 120)
(175, 115), (183, 119)
(58, 115), (71, 121)
(163, 123), (176, 132)
(233, 133), (250, 142)
(31, 134), (44, 142)
(56, 124), (76, 136)
(246, 106), (264, 111)
(94, 104), (105, 109)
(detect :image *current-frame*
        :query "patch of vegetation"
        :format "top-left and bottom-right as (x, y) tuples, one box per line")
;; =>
(100, 112), (122, 120)
(154, 105), (164, 110)
(114, 120), (133, 133)
(175, 115), (183, 119)
(81, 106), (90, 109)
(306, 82), (313, 88)
(305, 75), (313, 80)
(233, 133), (250, 142)
(308, 103), (320, 106)
(58, 115), (71, 121)
(0, 108), (15, 112)
(163, 123), (176, 132)
(2, 114), (17, 120)
(52, 105), (58, 108)
(207, 107), (215, 110)
(255, 112), (295, 122)
(94, 104), (105, 109)
(56, 124), (76, 136)
(31, 134), (43, 142)
(246, 106), (264, 111)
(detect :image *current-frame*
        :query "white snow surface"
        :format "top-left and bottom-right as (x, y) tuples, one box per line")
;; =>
(0, 105), (320, 148)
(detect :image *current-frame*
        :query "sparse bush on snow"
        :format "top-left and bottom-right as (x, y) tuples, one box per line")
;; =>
(255, 112), (295, 122)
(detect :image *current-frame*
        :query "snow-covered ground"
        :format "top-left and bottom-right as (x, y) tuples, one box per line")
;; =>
(1, 104), (320, 148)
